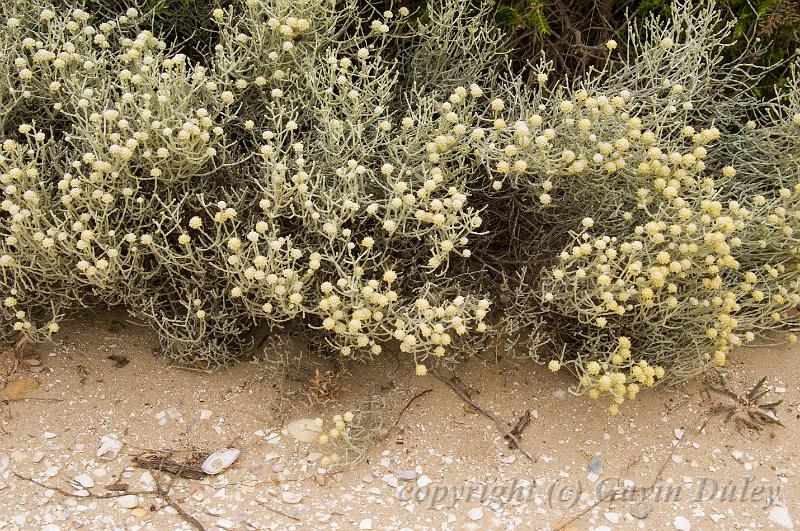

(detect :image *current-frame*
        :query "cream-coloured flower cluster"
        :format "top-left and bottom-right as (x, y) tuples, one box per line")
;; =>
(313, 397), (384, 470)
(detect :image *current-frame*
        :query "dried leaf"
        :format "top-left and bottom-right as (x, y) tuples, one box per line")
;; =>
(759, 399), (783, 410)
(2, 377), (40, 401)
(746, 376), (767, 401)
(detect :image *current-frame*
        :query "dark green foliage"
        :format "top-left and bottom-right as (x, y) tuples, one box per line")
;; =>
(495, 0), (549, 33)
(633, 0), (798, 94)
(724, 0), (800, 95)
(492, 0), (797, 92)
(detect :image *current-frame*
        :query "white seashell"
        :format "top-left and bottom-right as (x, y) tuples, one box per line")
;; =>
(417, 475), (432, 488)
(97, 435), (122, 460)
(117, 494), (138, 509)
(673, 515), (691, 531)
(768, 503), (794, 529)
(73, 473), (94, 489)
(398, 470), (417, 481)
(281, 491), (303, 504)
(286, 419), (322, 443)
(202, 448), (241, 475)
(139, 471), (154, 489)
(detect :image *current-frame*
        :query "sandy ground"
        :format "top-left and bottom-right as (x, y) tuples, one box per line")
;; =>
(0, 312), (798, 530)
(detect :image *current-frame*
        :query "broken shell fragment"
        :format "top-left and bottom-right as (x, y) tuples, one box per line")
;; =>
(117, 494), (139, 509)
(281, 491), (303, 504)
(97, 435), (122, 460)
(72, 473), (94, 489)
(202, 448), (241, 475)
(286, 419), (322, 443)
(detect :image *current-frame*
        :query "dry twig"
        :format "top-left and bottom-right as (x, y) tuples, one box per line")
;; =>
(133, 453), (208, 480)
(14, 467), (207, 531)
(505, 410), (531, 449)
(256, 499), (301, 522)
(431, 370), (536, 463)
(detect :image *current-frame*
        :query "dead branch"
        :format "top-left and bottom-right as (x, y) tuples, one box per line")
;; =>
(431, 370), (536, 463)
(133, 453), (208, 480)
(505, 410), (531, 449)
(14, 469), (207, 531)
(255, 499), (301, 522)
(392, 388), (433, 429)
(151, 469), (207, 531)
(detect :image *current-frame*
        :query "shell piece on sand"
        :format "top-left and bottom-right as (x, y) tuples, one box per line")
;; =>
(768, 503), (794, 529)
(281, 491), (303, 504)
(117, 494), (138, 509)
(97, 435), (122, 460)
(73, 473), (94, 489)
(286, 418), (322, 443)
(202, 448), (241, 475)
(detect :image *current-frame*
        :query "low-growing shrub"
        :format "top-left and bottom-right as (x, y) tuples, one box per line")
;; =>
(0, 0), (797, 412)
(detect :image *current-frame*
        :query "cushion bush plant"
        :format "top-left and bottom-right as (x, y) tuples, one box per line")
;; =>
(0, 0), (797, 414)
